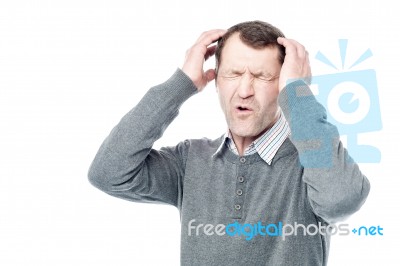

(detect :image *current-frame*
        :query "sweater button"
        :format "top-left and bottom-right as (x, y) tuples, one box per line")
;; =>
(240, 157), (246, 163)
(234, 204), (241, 210)
(236, 189), (243, 196)
(238, 176), (244, 183)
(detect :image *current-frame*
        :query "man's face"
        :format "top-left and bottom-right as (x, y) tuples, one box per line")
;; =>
(216, 33), (282, 139)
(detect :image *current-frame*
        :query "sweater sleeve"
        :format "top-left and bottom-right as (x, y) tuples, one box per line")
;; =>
(87, 69), (198, 209)
(278, 80), (370, 224)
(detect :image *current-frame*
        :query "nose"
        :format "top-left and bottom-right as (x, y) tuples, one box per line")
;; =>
(237, 73), (254, 99)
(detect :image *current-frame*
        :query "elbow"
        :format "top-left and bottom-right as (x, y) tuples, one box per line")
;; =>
(87, 159), (142, 193)
(312, 176), (371, 223)
(87, 161), (111, 192)
(87, 167), (100, 187)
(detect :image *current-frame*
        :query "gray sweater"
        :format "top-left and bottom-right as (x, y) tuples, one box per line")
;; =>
(88, 69), (370, 266)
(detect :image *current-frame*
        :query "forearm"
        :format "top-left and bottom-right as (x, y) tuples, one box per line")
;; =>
(279, 80), (370, 223)
(88, 69), (197, 191)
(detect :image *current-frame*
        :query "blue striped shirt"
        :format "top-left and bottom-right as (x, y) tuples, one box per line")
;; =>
(214, 113), (290, 165)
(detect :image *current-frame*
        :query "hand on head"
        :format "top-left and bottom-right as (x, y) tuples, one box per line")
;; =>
(277, 37), (312, 91)
(182, 30), (311, 93)
(182, 29), (226, 91)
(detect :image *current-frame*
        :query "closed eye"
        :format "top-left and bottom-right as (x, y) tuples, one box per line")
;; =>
(256, 76), (278, 83)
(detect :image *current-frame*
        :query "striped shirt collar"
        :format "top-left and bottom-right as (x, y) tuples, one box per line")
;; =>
(213, 113), (291, 165)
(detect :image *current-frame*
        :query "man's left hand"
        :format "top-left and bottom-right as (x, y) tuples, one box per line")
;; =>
(277, 37), (312, 91)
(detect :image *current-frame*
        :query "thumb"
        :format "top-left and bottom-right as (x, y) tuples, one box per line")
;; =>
(204, 69), (216, 83)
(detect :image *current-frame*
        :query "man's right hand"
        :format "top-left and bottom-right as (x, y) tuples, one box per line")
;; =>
(182, 29), (226, 91)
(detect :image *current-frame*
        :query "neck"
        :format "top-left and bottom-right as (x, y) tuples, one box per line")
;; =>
(230, 135), (256, 156)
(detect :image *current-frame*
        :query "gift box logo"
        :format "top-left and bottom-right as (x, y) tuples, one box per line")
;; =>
(288, 40), (382, 167)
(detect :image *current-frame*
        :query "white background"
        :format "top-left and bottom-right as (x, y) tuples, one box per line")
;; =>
(1, 0), (399, 265)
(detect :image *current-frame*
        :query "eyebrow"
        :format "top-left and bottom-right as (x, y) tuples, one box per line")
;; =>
(250, 71), (276, 78)
(221, 68), (245, 75)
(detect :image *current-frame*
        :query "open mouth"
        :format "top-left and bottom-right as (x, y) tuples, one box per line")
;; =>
(236, 106), (253, 114)
(236, 106), (252, 111)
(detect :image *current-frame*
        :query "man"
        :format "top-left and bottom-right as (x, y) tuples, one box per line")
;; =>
(88, 21), (370, 265)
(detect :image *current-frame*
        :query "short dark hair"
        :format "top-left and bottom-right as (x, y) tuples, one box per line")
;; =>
(215, 20), (285, 73)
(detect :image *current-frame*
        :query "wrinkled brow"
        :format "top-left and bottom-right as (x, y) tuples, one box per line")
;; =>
(221, 68), (277, 78)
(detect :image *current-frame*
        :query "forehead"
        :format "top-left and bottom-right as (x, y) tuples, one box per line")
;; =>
(219, 33), (281, 73)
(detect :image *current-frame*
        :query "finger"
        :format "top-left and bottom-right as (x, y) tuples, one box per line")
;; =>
(305, 50), (310, 64)
(204, 69), (216, 83)
(277, 37), (297, 58)
(197, 29), (226, 42)
(297, 44), (306, 59)
(286, 39), (305, 57)
(204, 45), (217, 61)
(277, 37), (306, 58)
(196, 29), (227, 47)
(291, 39), (306, 58)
